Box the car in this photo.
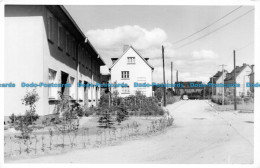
[183,95,189,100]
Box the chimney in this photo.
[111,58,118,64]
[251,65,254,72]
[123,45,130,53]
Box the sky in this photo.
[65,5,254,83]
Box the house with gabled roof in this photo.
[109,45,154,97]
[4,5,105,119]
[224,63,252,96]
[214,70,228,95]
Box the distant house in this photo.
[209,70,228,96]
[175,81,204,96]
[5,5,105,118]
[224,63,252,96]
[109,45,154,97]
[249,65,254,93]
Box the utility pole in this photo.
[171,62,173,87]
[211,76,215,98]
[176,70,178,82]
[162,46,166,107]
[203,85,205,99]
[176,70,179,95]
[219,64,227,105]
[234,50,237,110]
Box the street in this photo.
[8,100,254,164]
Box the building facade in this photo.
[5,5,105,117]
[109,46,154,97]
[214,70,228,96]
[224,63,252,97]
[175,81,204,96]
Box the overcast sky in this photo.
[65,5,254,83]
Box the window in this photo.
[121,71,129,79]
[72,39,76,59]
[47,12,54,42]
[70,77,76,99]
[66,32,71,55]
[127,57,135,64]
[122,86,130,94]
[48,69,57,98]
[137,87,146,95]
[78,80,84,101]
[58,23,64,49]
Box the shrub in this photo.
[98,109,114,128]
[116,103,128,124]
[14,89,40,139]
[166,96,180,105]
[244,97,254,104]
[84,107,96,117]
[212,95,243,105]
[9,113,16,124]
[97,90,166,118]
[51,93,80,142]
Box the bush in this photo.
[211,95,243,105]
[166,96,180,105]
[84,107,96,117]
[13,89,40,139]
[211,95,230,105]
[116,103,129,124]
[244,97,254,104]
[9,113,16,124]
[97,90,166,117]
[98,109,114,128]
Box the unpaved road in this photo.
[8,100,254,164]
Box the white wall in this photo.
[110,48,153,97]
[5,5,45,116]
[236,66,251,96]
[216,73,226,96]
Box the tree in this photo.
[116,102,128,124]
[14,89,40,139]
[98,110,114,128]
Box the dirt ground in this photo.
[6,100,254,164]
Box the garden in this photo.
[210,91,254,112]
[4,88,177,161]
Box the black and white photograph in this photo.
[0,0,259,166]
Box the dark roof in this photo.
[213,70,228,81]
[224,64,250,81]
[109,46,154,70]
[174,81,204,89]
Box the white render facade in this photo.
[215,72,226,96]
[224,64,252,97]
[235,66,252,96]
[109,46,154,97]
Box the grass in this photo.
[4,116,169,161]
[211,102,254,112]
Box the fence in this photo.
[4,116,174,160]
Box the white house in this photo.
[214,70,228,95]
[224,63,252,96]
[109,45,154,97]
[4,5,105,119]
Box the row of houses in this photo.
[208,63,254,97]
[4,5,107,117]
[174,81,204,95]
[4,5,154,119]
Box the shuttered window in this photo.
[47,12,54,42]
[58,23,63,49]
